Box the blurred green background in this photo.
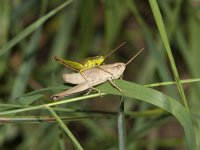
[0,0,200,149]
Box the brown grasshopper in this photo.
[51,48,144,100]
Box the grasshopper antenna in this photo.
[125,48,144,66]
[105,42,126,58]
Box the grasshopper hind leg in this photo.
[85,86,103,97]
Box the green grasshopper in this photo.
[54,42,126,73]
[51,48,144,100]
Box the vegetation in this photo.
[0,0,200,149]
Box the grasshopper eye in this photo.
[51,95,59,100]
[98,56,103,61]
[117,65,121,68]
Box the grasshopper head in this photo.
[95,56,105,66]
[103,62,126,79]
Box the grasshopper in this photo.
[51,48,144,100]
[54,42,126,76]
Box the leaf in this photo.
[97,80,197,150]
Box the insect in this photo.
[51,48,144,100]
[54,42,126,73]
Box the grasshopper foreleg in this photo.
[109,79,124,96]
[85,88,92,95]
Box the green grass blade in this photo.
[118,96,126,150]
[158,0,183,44]
[148,0,189,111]
[0,0,74,56]
[145,78,200,87]
[0,93,104,115]
[0,115,110,124]
[46,106,84,150]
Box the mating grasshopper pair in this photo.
[51,43,143,100]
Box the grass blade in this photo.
[145,78,200,87]
[46,106,84,150]
[118,96,126,150]
[148,0,189,110]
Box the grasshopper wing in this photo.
[63,73,85,84]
